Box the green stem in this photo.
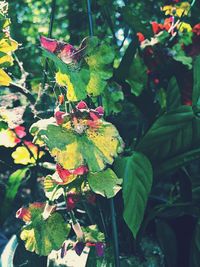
[42,0,56,89]
[110,198,120,267]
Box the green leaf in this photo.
[192,56,200,106]
[120,5,150,36]
[30,118,123,172]
[20,207,71,256]
[5,168,28,200]
[87,168,122,198]
[166,77,181,111]
[156,220,177,267]
[0,168,28,223]
[172,44,193,69]
[114,152,153,238]
[157,88,167,110]
[190,219,200,267]
[155,147,200,176]
[136,106,200,167]
[101,83,124,115]
[0,119,8,131]
[127,52,147,97]
[42,37,115,101]
[82,225,105,243]
[86,246,114,267]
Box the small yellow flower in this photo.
[162,2,190,17]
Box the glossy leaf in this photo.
[156,148,200,176]
[114,152,153,238]
[88,168,122,198]
[136,106,200,166]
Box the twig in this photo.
[9,82,35,104]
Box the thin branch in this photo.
[9,82,35,104]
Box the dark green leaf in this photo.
[192,56,200,106]
[114,152,153,238]
[156,148,200,176]
[101,83,124,115]
[0,119,8,131]
[120,5,150,36]
[172,44,193,69]
[0,168,28,223]
[136,106,200,167]
[86,246,114,267]
[156,219,177,267]
[127,52,147,97]
[190,219,200,267]
[166,77,181,111]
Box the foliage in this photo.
[1,0,200,266]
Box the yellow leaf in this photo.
[0,54,14,66]
[11,143,44,165]
[0,129,18,147]
[0,38,18,53]
[52,142,83,170]
[0,69,11,86]
[178,22,192,32]
[55,71,87,101]
[162,2,190,17]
